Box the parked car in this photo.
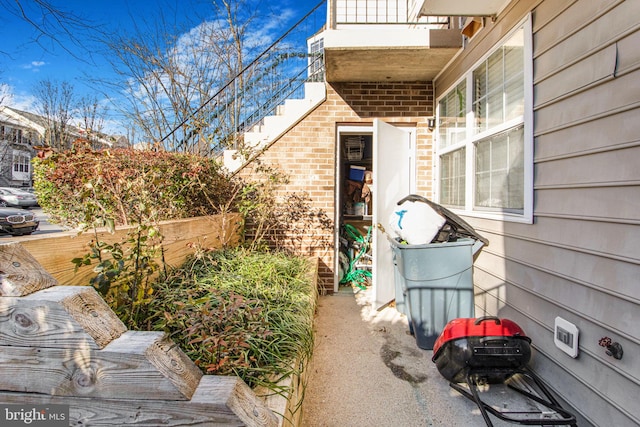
[0,187,39,208]
[0,207,39,235]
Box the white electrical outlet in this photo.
[554,317,579,358]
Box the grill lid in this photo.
[432,317,530,360]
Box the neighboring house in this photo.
[0,107,42,187]
[0,106,127,186]
[232,1,639,426]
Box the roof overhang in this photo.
[419,0,509,17]
[323,27,462,82]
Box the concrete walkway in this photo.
[299,286,576,427]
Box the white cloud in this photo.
[0,83,37,110]
[21,61,46,71]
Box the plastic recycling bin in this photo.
[389,236,484,350]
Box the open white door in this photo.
[372,119,414,309]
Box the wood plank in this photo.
[0,375,278,427]
[0,331,201,400]
[0,243,57,296]
[106,331,204,400]
[19,213,243,286]
[0,286,126,349]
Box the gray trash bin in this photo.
[388,194,488,350]
[390,237,483,349]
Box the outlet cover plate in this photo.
[554,316,579,358]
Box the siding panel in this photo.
[475,229,639,302]
[535,108,640,161]
[534,0,638,79]
[533,0,622,57]
[617,29,640,75]
[535,186,640,222]
[436,1,640,424]
[535,145,640,187]
[534,45,616,107]
[534,69,640,134]
[475,251,640,343]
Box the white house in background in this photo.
[0,107,41,187]
[0,106,127,187]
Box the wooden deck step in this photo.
[0,330,203,401]
[0,375,278,426]
[0,286,126,349]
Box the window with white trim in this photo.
[13,151,30,173]
[436,16,532,222]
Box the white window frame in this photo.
[12,150,31,180]
[435,14,533,224]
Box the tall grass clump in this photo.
[149,247,317,392]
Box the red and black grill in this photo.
[432,317,577,427]
[432,316,532,384]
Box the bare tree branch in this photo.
[0,0,100,61]
[32,78,77,150]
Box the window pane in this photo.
[474,125,524,212]
[437,21,529,219]
[505,72,524,120]
[487,90,504,129]
[472,65,486,133]
[473,28,524,134]
[440,148,466,207]
[438,80,466,149]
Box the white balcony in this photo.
[324,0,464,82]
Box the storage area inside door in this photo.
[338,133,373,289]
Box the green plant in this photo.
[149,248,316,392]
[72,221,164,330]
[34,146,243,329]
[32,147,241,228]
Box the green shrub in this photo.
[32,147,241,229]
[149,247,316,390]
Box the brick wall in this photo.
[237,81,435,294]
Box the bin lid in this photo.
[397,195,489,247]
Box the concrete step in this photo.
[224,82,326,172]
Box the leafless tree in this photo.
[78,95,109,149]
[0,0,96,60]
[32,79,76,150]
[94,0,281,155]
[0,74,7,107]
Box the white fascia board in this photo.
[324,27,431,50]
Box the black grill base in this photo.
[450,367,577,427]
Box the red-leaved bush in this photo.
[32,146,241,229]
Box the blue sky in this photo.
[0,0,325,134]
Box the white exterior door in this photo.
[372,119,414,309]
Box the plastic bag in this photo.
[388,200,446,245]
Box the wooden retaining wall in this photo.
[18,213,243,286]
[0,213,290,426]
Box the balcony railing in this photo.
[158,1,327,156]
[329,0,452,28]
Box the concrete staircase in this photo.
[223,82,326,172]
